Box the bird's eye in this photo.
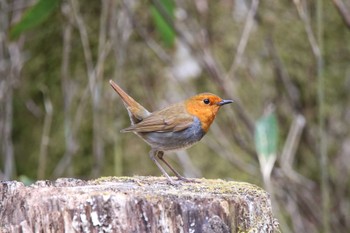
[203,98,210,105]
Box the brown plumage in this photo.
[109,80,233,183]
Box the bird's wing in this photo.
[121,103,194,133]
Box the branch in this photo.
[266,36,301,112]
[37,88,53,179]
[293,0,321,59]
[332,0,350,29]
[122,0,173,65]
[228,0,260,76]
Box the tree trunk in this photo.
[0,177,280,233]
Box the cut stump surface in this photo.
[0,176,280,233]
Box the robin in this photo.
[109,80,233,183]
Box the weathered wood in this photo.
[0,177,280,233]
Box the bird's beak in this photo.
[217,99,234,106]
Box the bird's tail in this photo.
[109,80,151,124]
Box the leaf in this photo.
[255,113,278,158]
[255,112,279,181]
[150,0,175,47]
[10,0,60,40]
[19,175,35,186]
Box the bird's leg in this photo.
[149,149,175,184]
[156,151,191,182]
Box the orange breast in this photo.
[185,101,219,132]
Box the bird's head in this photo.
[185,93,233,132]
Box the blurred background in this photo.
[1,0,350,232]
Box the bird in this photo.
[109,80,233,183]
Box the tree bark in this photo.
[0,177,280,233]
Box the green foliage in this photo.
[18,175,35,186]
[255,111,279,181]
[255,112,278,158]
[150,0,175,47]
[10,0,60,40]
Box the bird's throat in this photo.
[185,103,218,132]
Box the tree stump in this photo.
[0,176,280,233]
